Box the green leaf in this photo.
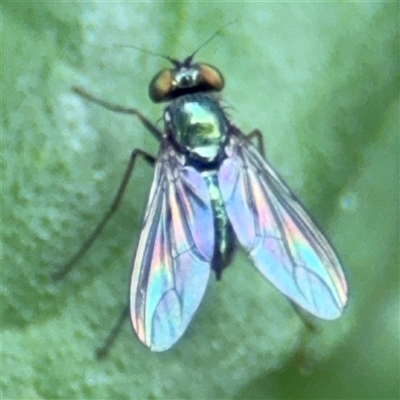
[2,2,398,399]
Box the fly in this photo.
[53,24,348,356]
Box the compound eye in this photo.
[149,68,174,103]
[198,63,224,91]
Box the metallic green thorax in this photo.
[165,94,227,163]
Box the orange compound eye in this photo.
[198,63,224,91]
[149,63,225,103]
[149,69,174,103]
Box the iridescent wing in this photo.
[219,130,348,319]
[130,145,214,351]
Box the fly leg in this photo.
[52,87,160,358]
[53,149,152,359]
[52,86,161,280]
[52,148,156,281]
[95,304,129,360]
[246,129,265,158]
[289,300,319,375]
[72,86,163,141]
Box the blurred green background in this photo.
[2,2,399,399]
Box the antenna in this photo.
[184,18,239,65]
[113,18,238,67]
[112,44,180,67]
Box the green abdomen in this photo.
[202,170,235,279]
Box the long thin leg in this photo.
[289,300,319,375]
[95,304,129,360]
[52,149,156,281]
[289,300,318,334]
[246,129,265,158]
[72,86,164,142]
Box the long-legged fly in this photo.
[53,24,347,356]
